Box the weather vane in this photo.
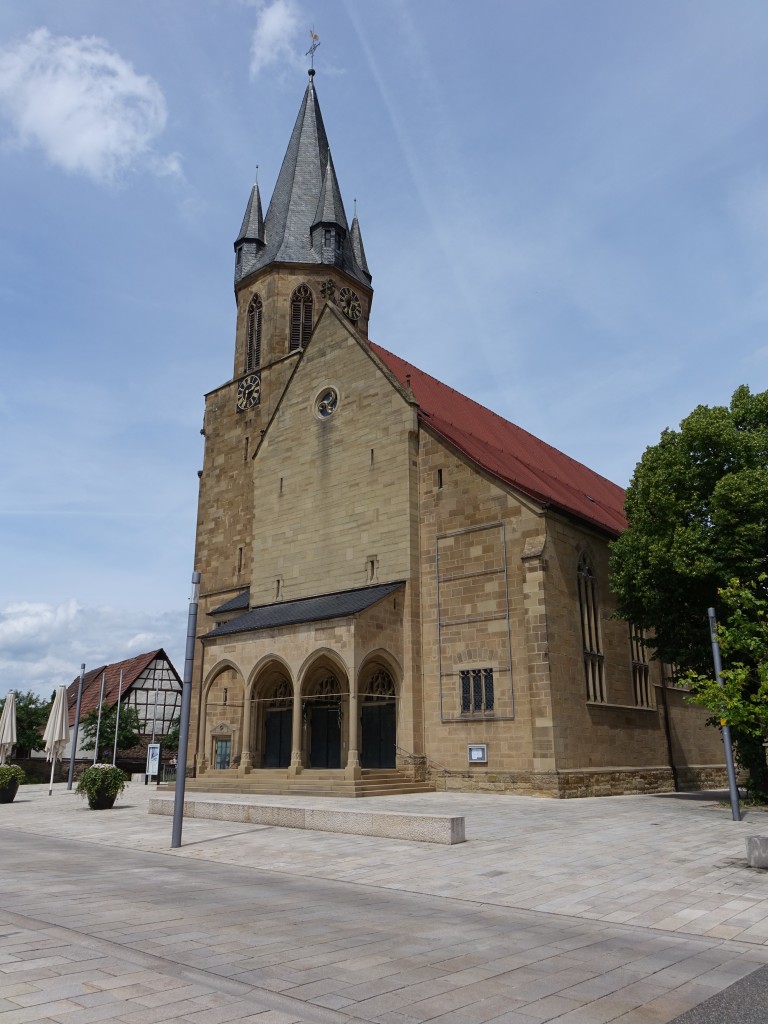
[306,27,320,70]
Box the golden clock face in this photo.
[338,286,361,322]
[236,373,261,411]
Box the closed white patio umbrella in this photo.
[43,686,70,796]
[0,691,16,765]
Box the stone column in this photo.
[239,693,252,775]
[345,670,361,780]
[288,688,303,775]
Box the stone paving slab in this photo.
[3,824,768,1024]
[4,784,768,945]
[3,783,768,1022]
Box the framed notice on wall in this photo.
[468,744,488,764]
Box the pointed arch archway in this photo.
[200,661,246,771]
[299,651,350,769]
[358,653,400,769]
[249,659,295,768]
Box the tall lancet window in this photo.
[290,285,313,351]
[577,553,606,703]
[246,294,263,371]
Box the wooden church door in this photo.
[264,709,291,768]
[361,702,396,769]
[309,706,341,768]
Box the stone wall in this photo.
[247,305,417,607]
[417,430,548,774]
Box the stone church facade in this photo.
[187,72,725,798]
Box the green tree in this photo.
[162,715,181,753]
[0,690,52,757]
[79,704,143,758]
[610,386,768,790]
[686,577,768,800]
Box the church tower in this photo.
[193,70,373,672]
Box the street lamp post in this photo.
[171,571,201,849]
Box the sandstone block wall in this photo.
[248,306,417,607]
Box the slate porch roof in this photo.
[203,581,404,640]
[209,590,250,615]
[369,342,627,537]
[65,649,180,727]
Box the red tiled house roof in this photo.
[66,649,166,726]
[369,342,627,537]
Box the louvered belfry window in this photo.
[290,285,313,351]
[577,554,606,703]
[246,294,262,371]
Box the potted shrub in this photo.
[0,763,25,803]
[76,763,127,810]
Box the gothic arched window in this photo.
[246,294,262,371]
[290,285,313,351]
[577,554,605,703]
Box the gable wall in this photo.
[249,310,419,607]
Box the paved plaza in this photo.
[1,783,768,1023]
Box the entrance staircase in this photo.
[173,768,435,798]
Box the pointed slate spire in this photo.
[234,71,371,287]
[234,180,265,280]
[313,151,348,232]
[311,151,349,265]
[350,212,371,282]
[237,180,264,245]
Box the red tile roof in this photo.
[369,342,627,536]
[66,649,168,726]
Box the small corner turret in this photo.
[310,151,348,267]
[234,180,265,282]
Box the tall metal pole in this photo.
[112,670,123,766]
[708,607,741,821]
[93,671,106,763]
[67,664,86,790]
[171,571,201,849]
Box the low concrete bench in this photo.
[747,836,768,869]
[149,796,465,845]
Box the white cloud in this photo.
[249,0,305,78]
[0,27,177,183]
[0,600,185,698]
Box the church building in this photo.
[187,70,725,798]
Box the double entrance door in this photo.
[263,709,291,768]
[309,704,341,768]
[361,702,396,769]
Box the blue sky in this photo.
[1,1,767,698]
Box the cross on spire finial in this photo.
[306,27,320,73]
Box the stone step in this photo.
[172,771,435,799]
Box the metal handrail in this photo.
[396,744,450,775]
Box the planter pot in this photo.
[0,780,19,804]
[87,791,117,810]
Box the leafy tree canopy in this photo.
[610,385,768,672]
[162,715,181,753]
[79,704,143,756]
[0,690,52,757]
[687,575,768,799]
